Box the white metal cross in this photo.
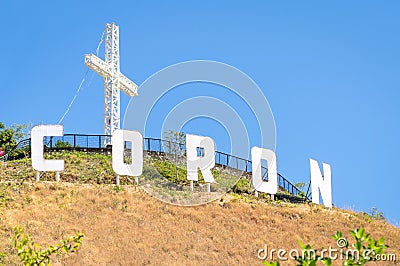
[84,23,138,145]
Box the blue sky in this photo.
[1,1,399,224]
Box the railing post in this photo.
[74,135,76,149]
[99,136,101,148]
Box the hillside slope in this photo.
[0,154,399,265]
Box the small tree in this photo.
[163,130,186,180]
[295,182,307,198]
[0,122,30,154]
[295,182,306,190]
[0,122,30,159]
[0,122,17,153]
[164,130,185,156]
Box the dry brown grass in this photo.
[0,181,399,265]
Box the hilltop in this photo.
[0,153,399,265]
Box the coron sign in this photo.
[30,124,333,208]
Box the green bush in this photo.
[12,226,84,266]
[232,178,251,194]
[151,158,188,184]
[54,140,73,149]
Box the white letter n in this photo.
[310,159,332,208]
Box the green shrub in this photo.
[12,226,84,265]
[54,140,72,149]
[232,178,251,194]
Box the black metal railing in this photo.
[44,134,110,150]
[1,134,308,200]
